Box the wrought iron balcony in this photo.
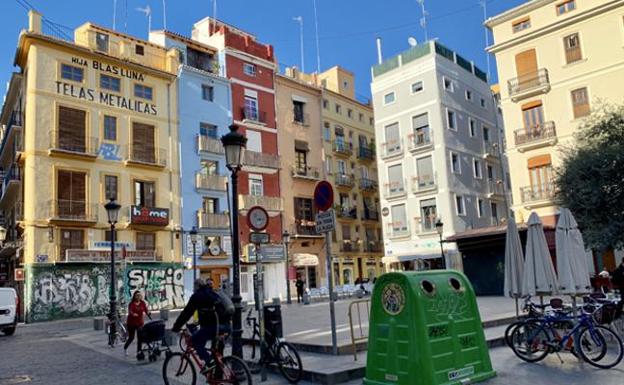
[243,150,280,170]
[49,199,98,223]
[197,135,224,155]
[335,174,354,188]
[359,178,378,192]
[336,206,357,220]
[364,240,383,253]
[483,142,500,159]
[357,146,375,161]
[198,211,230,230]
[361,209,379,221]
[49,130,99,158]
[520,183,555,204]
[0,163,21,207]
[340,240,360,253]
[195,173,227,192]
[295,221,321,237]
[408,133,433,153]
[487,180,505,198]
[333,141,353,156]
[514,121,557,150]
[507,68,550,101]
[126,145,167,167]
[291,165,321,180]
[241,107,267,124]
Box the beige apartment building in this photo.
[487,0,624,233]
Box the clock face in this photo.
[248,206,269,231]
[381,283,405,316]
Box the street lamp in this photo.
[221,123,247,358]
[104,198,121,344]
[282,230,291,304]
[190,226,198,283]
[435,219,446,269]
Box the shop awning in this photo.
[293,253,319,267]
[381,252,445,264]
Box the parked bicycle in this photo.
[106,309,128,347]
[163,324,252,385]
[245,308,302,383]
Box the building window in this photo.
[556,0,576,15]
[411,81,423,94]
[528,155,553,194]
[60,229,84,258]
[473,159,482,179]
[443,77,453,91]
[512,17,531,33]
[420,198,437,231]
[96,32,109,52]
[323,122,331,141]
[103,115,117,141]
[387,164,405,195]
[243,62,256,76]
[134,180,156,207]
[323,99,329,109]
[294,198,315,222]
[200,122,218,139]
[487,164,495,180]
[200,160,218,176]
[135,44,145,55]
[491,202,499,221]
[136,232,156,251]
[104,175,118,200]
[335,104,342,114]
[563,33,582,64]
[483,126,490,142]
[390,204,408,233]
[477,198,485,218]
[134,84,153,100]
[57,170,86,217]
[347,109,353,118]
[100,74,121,92]
[202,85,214,101]
[61,64,84,82]
[455,195,466,216]
[132,122,156,163]
[370,117,374,126]
[469,118,476,137]
[571,87,590,118]
[465,90,472,101]
[412,113,430,145]
[480,98,486,108]
[244,95,259,121]
[293,100,305,123]
[447,109,457,130]
[384,122,401,154]
[295,149,307,174]
[383,92,395,105]
[202,197,218,214]
[325,156,333,174]
[450,152,461,174]
[249,176,263,196]
[58,106,86,152]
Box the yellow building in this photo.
[0,11,183,321]
[486,0,624,234]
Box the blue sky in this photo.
[0,0,525,101]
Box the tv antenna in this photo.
[293,16,305,73]
[136,5,152,35]
[416,0,429,41]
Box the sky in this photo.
[0,0,526,102]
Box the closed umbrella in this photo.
[556,210,577,295]
[557,208,591,294]
[504,218,524,315]
[522,212,558,298]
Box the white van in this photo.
[0,288,18,335]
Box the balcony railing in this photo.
[408,133,433,152]
[359,178,378,191]
[293,112,310,126]
[357,147,375,161]
[387,222,410,238]
[195,173,227,191]
[292,165,321,180]
[412,174,437,194]
[364,241,383,253]
[415,216,439,234]
[340,240,360,253]
[198,211,230,230]
[336,206,357,219]
[240,195,284,211]
[243,150,280,169]
[487,180,505,197]
[483,142,500,158]
[507,68,550,100]
[295,221,321,236]
[381,139,403,158]
[333,141,353,156]
[520,183,555,203]
[362,209,379,221]
[241,107,267,124]
[385,180,407,199]
[514,121,557,146]
[49,199,98,222]
[197,135,224,155]
[49,130,99,157]
[335,174,354,188]
[126,145,167,167]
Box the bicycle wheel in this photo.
[509,320,550,362]
[504,321,524,347]
[163,352,197,385]
[277,342,303,383]
[221,356,252,385]
[576,325,624,369]
[179,334,189,352]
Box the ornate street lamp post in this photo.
[282,230,291,304]
[221,124,247,358]
[435,219,446,269]
[104,198,121,342]
[190,226,198,283]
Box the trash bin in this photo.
[160,308,170,321]
[363,271,496,385]
[303,293,310,305]
[263,305,283,346]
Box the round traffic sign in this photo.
[314,181,334,211]
[247,206,269,231]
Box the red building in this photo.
[193,18,285,301]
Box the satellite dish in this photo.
[408,37,418,47]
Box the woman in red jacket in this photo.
[124,291,150,358]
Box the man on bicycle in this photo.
[172,278,225,372]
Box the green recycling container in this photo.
[363,270,496,385]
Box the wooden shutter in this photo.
[58,106,86,152]
[57,170,85,217]
[571,88,590,118]
[515,49,538,79]
[60,229,84,259]
[132,123,155,163]
[137,232,156,250]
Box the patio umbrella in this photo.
[556,208,591,294]
[504,218,524,315]
[522,212,558,298]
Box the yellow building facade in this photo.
[487,0,624,230]
[2,11,183,321]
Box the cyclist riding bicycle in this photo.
[171,278,231,373]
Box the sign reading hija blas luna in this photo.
[55,56,157,115]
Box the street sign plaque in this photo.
[315,209,336,233]
[314,181,334,211]
[249,232,270,245]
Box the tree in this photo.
[555,102,624,251]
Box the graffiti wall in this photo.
[26,263,184,322]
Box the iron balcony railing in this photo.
[243,150,280,169]
[295,221,320,236]
[364,241,383,253]
[49,199,98,222]
[49,130,99,157]
[340,240,360,253]
[335,174,354,188]
[359,178,378,191]
[357,147,375,160]
[336,206,357,219]
[408,132,433,152]
[197,135,224,155]
[241,107,267,124]
[195,173,227,192]
[507,68,550,97]
[126,145,167,167]
[292,165,321,180]
[520,183,555,203]
[381,139,403,158]
[333,141,353,156]
[487,180,505,196]
[198,211,230,230]
[240,195,284,211]
[514,121,557,146]
[362,209,379,221]
[483,142,500,158]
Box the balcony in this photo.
[239,195,284,212]
[0,164,21,208]
[243,150,280,170]
[357,147,375,161]
[48,199,98,223]
[507,68,551,101]
[411,174,437,195]
[340,240,360,253]
[65,248,163,263]
[336,206,357,220]
[361,209,379,222]
[198,211,230,230]
[48,130,99,159]
[195,173,227,192]
[483,142,500,160]
[197,135,224,155]
[385,180,407,199]
[414,217,439,235]
[241,107,267,125]
[520,183,555,207]
[381,139,403,159]
[514,121,557,152]
[293,112,310,126]
[487,180,505,199]
[0,111,24,164]
[408,133,433,153]
[364,240,383,253]
[335,174,354,189]
[291,165,321,181]
[333,141,353,157]
[359,178,378,192]
[386,223,410,239]
[294,220,322,237]
[125,145,167,168]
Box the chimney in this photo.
[28,10,42,33]
[376,37,383,64]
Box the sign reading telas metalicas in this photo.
[130,206,169,226]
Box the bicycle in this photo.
[504,297,573,348]
[509,302,624,369]
[245,308,302,383]
[163,324,252,385]
[106,309,128,347]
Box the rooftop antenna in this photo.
[293,16,305,73]
[136,5,152,35]
[479,0,491,80]
[112,0,117,30]
[408,36,418,47]
[212,0,217,35]
[416,0,429,42]
[162,0,167,30]
[376,37,383,64]
[124,0,128,32]
[312,0,321,73]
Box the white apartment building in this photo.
[371,40,508,271]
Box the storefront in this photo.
[292,253,319,289]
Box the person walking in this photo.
[295,276,305,304]
[124,291,150,359]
